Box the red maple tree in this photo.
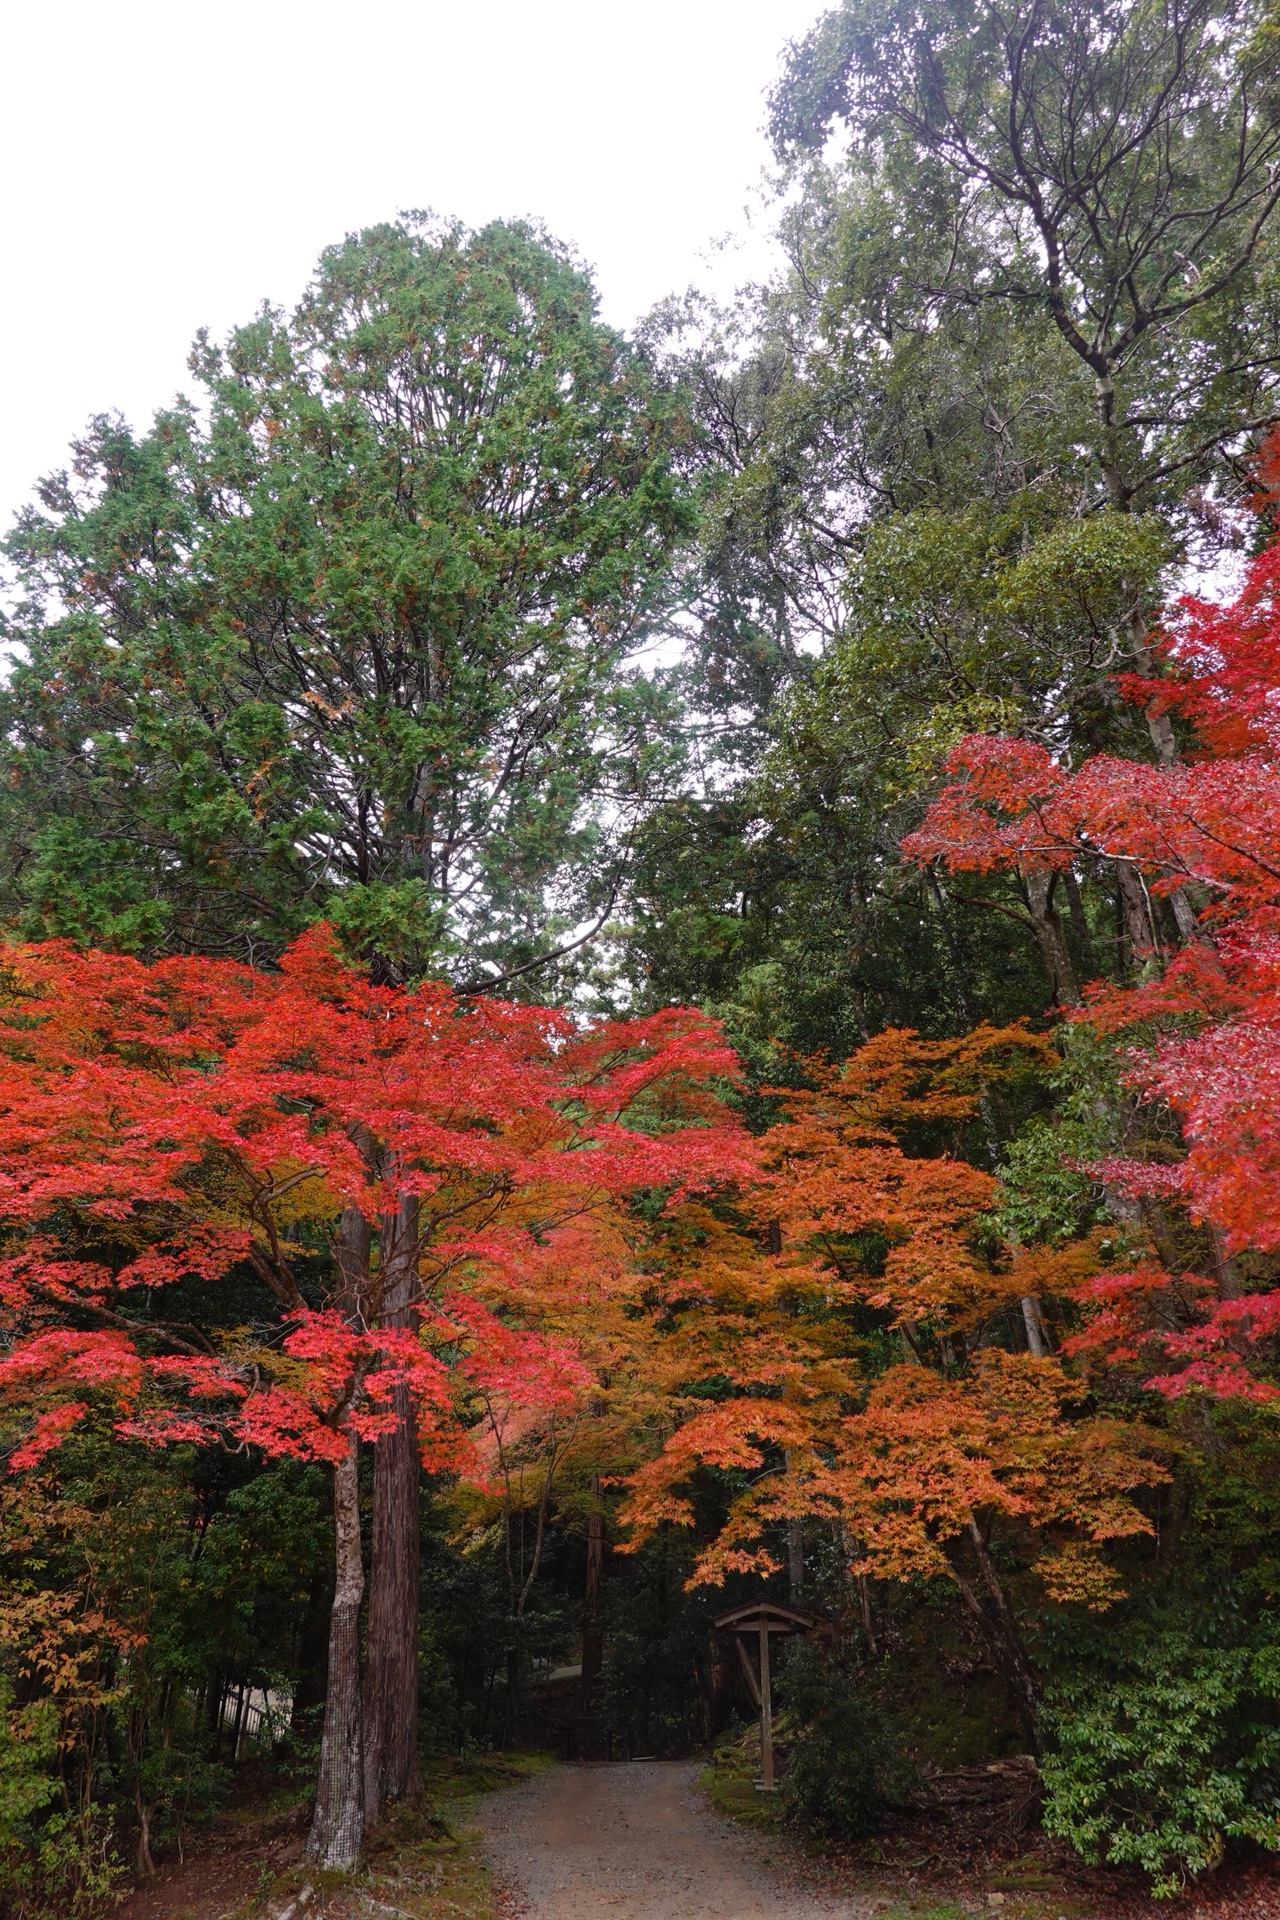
[0,927,751,1863]
[905,509,1280,1406]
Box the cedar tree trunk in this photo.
[306,1434,366,1869]
[363,1196,423,1826]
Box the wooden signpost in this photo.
[712,1600,817,1791]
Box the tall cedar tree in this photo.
[0,216,692,985]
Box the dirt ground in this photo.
[478,1759,873,1919]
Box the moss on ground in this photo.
[700,1753,788,1833]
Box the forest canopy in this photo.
[3,0,1280,1912]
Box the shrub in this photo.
[1042,1615,1280,1897]
[0,1678,121,1920]
[779,1639,912,1840]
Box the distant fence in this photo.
[215,1684,292,1758]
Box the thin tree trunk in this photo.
[899,1318,926,1363]
[1116,859,1158,958]
[1021,1296,1048,1357]
[516,1428,558,1617]
[857,1575,877,1657]
[205,1671,223,1753]
[787,1519,805,1604]
[364,1196,423,1827]
[1126,613,1202,941]
[1133,733,1200,942]
[1097,381,1200,946]
[1139,673,1181,768]
[307,1435,366,1870]
[134,1783,156,1879]
[580,1480,605,1719]
[783,1445,804,1602]
[230,1684,246,1758]
[944,1518,1042,1756]
[1208,1224,1242,1302]
[841,1524,878,1656]
[1062,868,1094,977]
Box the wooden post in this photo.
[758,1616,774,1791]
[734,1636,762,1707]
[714,1599,817,1794]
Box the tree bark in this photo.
[1127,621,1203,942]
[841,1524,878,1656]
[306,1435,366,1869]
[1021,1296,1048,1357]
[1208,1224,1242,1302]
[134,1783,156,1879]
[857,1574,877,1656]
[787,1519,805,1604]
[363,1196,423,1827]
[783,1445,804,1602]
[1062,868,1094,977]
[1020,865,1079,1007]
[1116,859,1157,958]
[334,1205,372,1311]
[204,1671,224,1752]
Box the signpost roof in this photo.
[712,1600,818,1634]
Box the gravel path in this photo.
[478,1760,872,1919]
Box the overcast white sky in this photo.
[0,0,827,530]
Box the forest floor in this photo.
[699,1741,1280,1920]
[112,1749,1280,1920]
[113,1751,548,1920]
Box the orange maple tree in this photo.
[617,1023,1163,1747]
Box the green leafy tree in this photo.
[757,500,1176,1021]
[630,0,1280,1040]
[770,0,1280,518]
[779,1639,912,1840]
